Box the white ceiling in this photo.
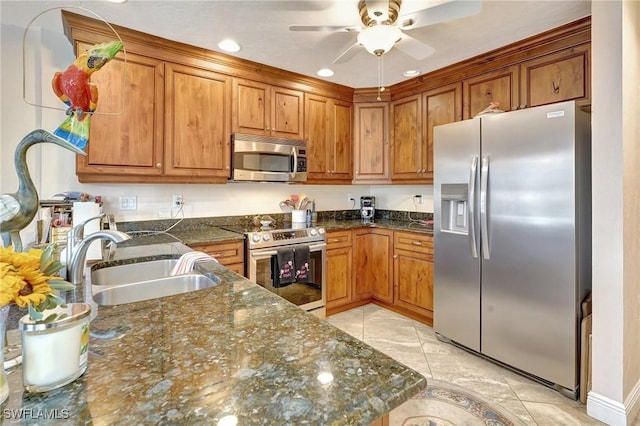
[2,0,591,89]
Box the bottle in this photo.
[306,209,312,226]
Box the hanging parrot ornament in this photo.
[51,40,123,150]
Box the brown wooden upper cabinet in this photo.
[353,102,390,183]
[520,44,591,110]
[390,94,422,181]
[164,63,231,179]
[390,83,461,183]
[74,44,232,183]
[463,66,519,119]
[76,45,165,180]
[305,94,353,183]
[232,78,304,139]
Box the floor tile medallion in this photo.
[390,379,526,426]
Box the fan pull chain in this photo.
[377,54,385,101]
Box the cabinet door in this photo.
[423,82,462,181]
[353,102,389,183]
[463,66,519,119]
[271,86,304,139]
[326,247,353,309]
[306,95,353,182]
[520,44,590,109]
[353,229,393,303]
[393,232,434,317]
[164,63,231,178]
[305,94,330,180]
[76,46,164,178]
[331,99,353,180]
[232,78,270,136]
[390,94,422,181]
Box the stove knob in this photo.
[309,228,318,236]
[262,234,271,241]
[318,228,325,235]
[251,234,261,243]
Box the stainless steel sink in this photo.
[92,273,218,306]
[91,259,179,286]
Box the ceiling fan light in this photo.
[357,25,402,56]
[403,69,420,77]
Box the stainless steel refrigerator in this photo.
[433,100,591,398]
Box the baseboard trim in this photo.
[587,379,640,425]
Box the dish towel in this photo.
[169,251,218,276]
[276,248,294,286]
[294,245,310,283]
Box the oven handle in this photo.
[250,242,327,259]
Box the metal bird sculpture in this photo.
[0,129,86,252]
[51,40,123,150]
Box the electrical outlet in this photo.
[172,194,183,208]
[119,196,137,211]
[347,193,355,202]
[413,195,423,205]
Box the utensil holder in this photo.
[291,210,306,223]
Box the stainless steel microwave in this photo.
[230,133,307,183]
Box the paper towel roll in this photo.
[72,202,102,261]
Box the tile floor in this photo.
[326,303,638,426]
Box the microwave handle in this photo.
[291,147,298,178]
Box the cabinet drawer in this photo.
[326,230,352,249]
[394,232,433,257]
[189,240,244,266]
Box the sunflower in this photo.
[0,244,73,320]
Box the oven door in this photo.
[248,242,326,315]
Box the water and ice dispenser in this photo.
[439,184,469,234]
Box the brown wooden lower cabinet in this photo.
[369,413,389,426]
[326,228,434,325]
[187,240,245,276]
[393,231,434,324]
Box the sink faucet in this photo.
[66,214,105,275]
[69,230,131,285]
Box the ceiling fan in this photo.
[289,0,482,64]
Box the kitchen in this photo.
[0,1,639,425]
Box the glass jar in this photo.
[0,305,9,404]
[19,303,91,393]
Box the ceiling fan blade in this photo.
[332,38,363,64]
[398,0,482,30]
[395,33,435,60]
[289,25,361,32]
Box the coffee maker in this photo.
[360,196,375,223]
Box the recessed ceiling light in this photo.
[317,68,334,78]
[403,70,421,77]
[218,39,241,53]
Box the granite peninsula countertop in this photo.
[3,236,427,425]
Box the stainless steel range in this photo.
[243,225,326,318]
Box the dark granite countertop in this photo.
[317,219,433,235]
[3,236,427,425]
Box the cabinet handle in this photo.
[393,254,398,259]
[328,238,340,243]
[156,163,162,168]
[411,241,423,246]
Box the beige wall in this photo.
[589,0,640,424]
[621,0,640,402]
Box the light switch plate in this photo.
[119,196,137,211]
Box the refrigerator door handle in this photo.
[469,156,479,258]
[480,155,490,259]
